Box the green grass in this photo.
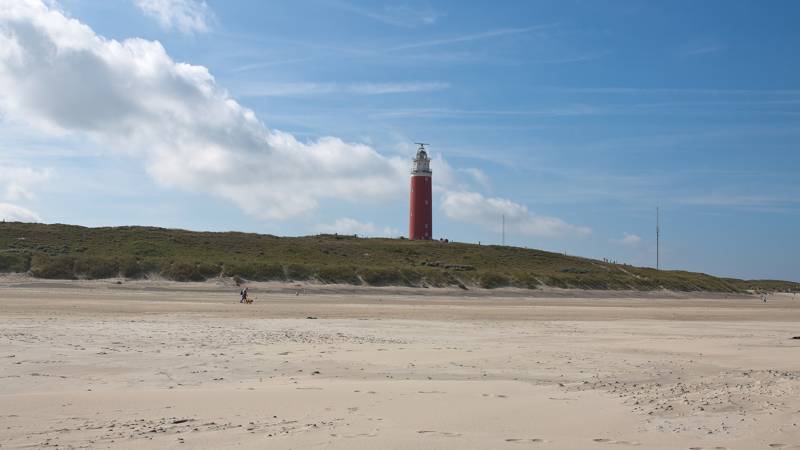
[1,221,798,293]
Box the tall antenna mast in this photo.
[502,214,505,246]
[656,207,660,270]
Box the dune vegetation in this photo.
[1,222,797,293]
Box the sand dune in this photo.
[1,276,799,449]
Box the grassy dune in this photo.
[1,222,797,292]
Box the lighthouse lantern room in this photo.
[409,143,433,240]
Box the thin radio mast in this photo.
[502,214,505,246]
[656,207,660,270]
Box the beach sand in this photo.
[1,276,799,449]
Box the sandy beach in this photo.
[1,276,799,449]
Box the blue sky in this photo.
[0,0,798,281]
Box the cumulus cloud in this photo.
[133,0,213,34]
[612,233,642,246]
[0,0,407,219]
[315,217,399,237]
[0,202,41,222]
[440,191,591,237]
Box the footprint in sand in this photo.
[769,445,787,449]
[418,430,461,437]
[505,438,547,444]
[593,438,640,446]
[343,432,378,438]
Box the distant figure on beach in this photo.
[240,287,248,303]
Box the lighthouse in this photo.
[409,143,432,240]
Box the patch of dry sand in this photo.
[1,278,799,449]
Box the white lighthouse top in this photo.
[411,143,432,176]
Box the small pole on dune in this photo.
[656,206,660,270]
[502,214,505,246]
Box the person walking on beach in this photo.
[240,287,248,303]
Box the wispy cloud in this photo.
[682,40,726,56]
[238,81,450,97]
[558,87,800,96]
[326,0,441,27]
[676,194,800,209]
[370,104,605,119]
[217,23,558,67]
[528,50,610,64]
[388,24,556,51]
[349,82,450,95]
[459,168,491,190]
[133,0,214,34]
[229,57,313,73]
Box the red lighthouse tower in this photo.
[409,143,432,240]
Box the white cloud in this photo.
[0,202,41,222]
[133,0,212,34]
[315,217,399,237]
[612,233,642,247]
[0,0,408,220]
[0,166,52,200]
[440,190,591,238]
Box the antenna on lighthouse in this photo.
[415,142,430,151]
